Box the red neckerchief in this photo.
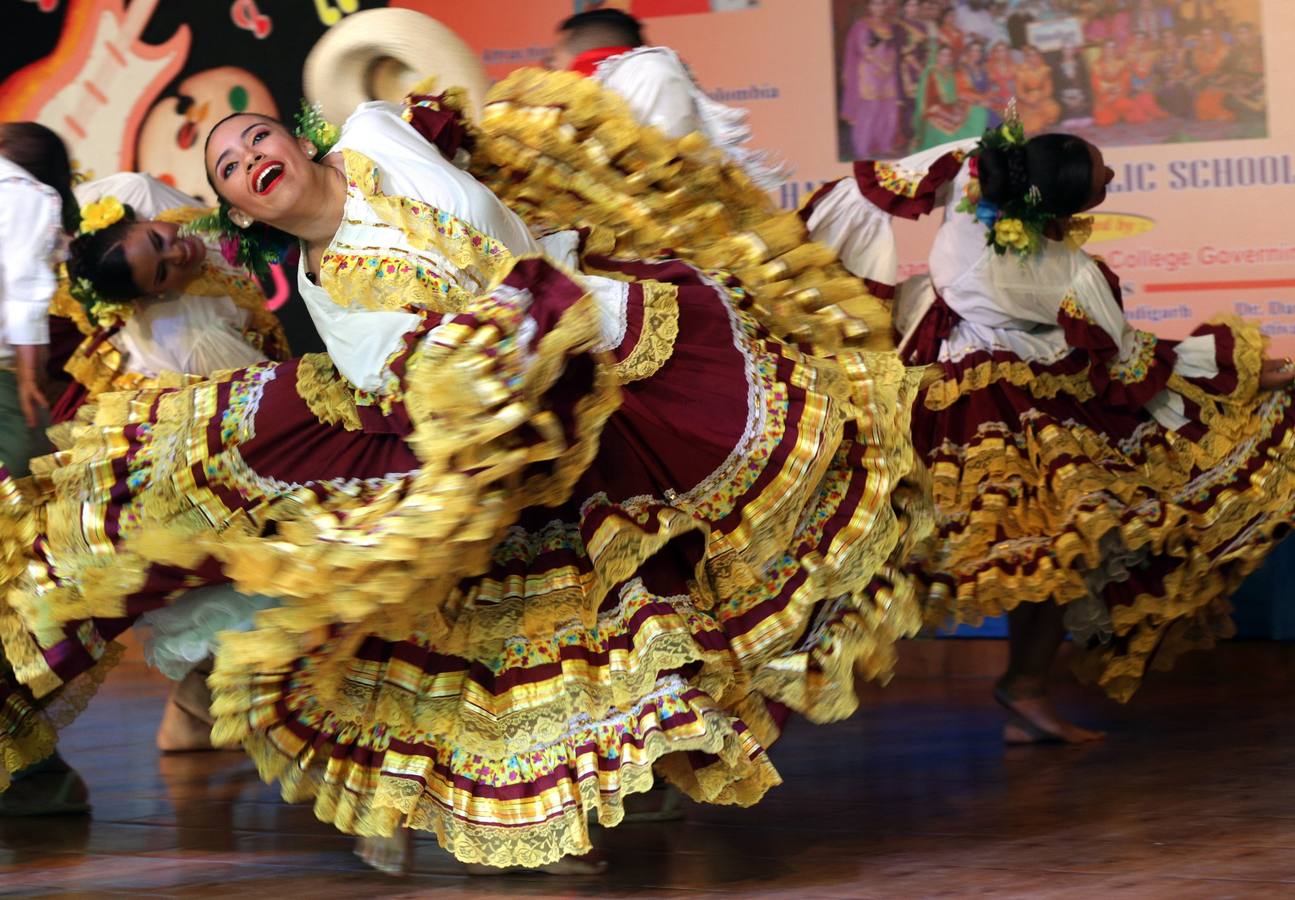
[570,46,635,77]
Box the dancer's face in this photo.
[205,114,316,229]
[118,221,206,296]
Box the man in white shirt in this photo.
[551,8,785,188]
[0,121,91,818]
[0,124,67,478]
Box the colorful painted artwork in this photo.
[0,0,387,203]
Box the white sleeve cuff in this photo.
[1170,333,1221,380]
[5,300,51,345]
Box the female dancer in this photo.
[0,75,926,871]
[806,115,1295,741]
[58,172,287,417]
[55,172,289,753]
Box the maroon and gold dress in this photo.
[806,140,1295,703]
[0,75,927,865]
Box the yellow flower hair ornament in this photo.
[79,195,131,235]
[69,196,139,319]
[955,99,1061,261]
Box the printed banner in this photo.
[3,0,1293,348]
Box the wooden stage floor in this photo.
[2,650,1293,898]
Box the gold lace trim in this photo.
[48,278,95,337]
[294,353,363,431]
[219,685,780,867]
[924,358,1098,411]
[613,281,679,383]
[315,149,515,315]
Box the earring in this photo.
[229,211,252,229]
[305,142,317,157]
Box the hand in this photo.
[1259,356,1295,392]
[14,344,49,428]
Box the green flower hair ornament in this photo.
[296,100,340,159]
[178,207,293,280]
[955,99,1058,261]
[178,100,338,279]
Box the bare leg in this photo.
[996,601,1104,745]
[156,661,218,753]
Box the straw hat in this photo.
[303,9,489,125]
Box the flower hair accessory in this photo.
[69,195,137,318]
[296,100,340,159]
[79,195,130,235]
[180,207,295,281]
[956,99,1060,260]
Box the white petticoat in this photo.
[136,586,280,681]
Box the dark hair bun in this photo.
[66,217,140,304]
[977,133,1096,218]
[977,144,1029,207]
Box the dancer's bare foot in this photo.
[157,666,220,753]
[995,679,1105,745]
[156,698,215,752]
[0,753,90,816]
[355,829,412,876]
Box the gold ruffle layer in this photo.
[919,321,1295,700]
[471,69,895,357]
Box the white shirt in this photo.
[0,156,62,366]
[299,102,633,395]
[593,47,786,189]
[299,102,541,393]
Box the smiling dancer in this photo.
[0,65,926,874]
[57,172,287,418]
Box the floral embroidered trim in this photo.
[1059,293,1093,324]
[873,160,928,199]
[1109,331,1158,385]
[320,249,471,313]
[336,148,515,301]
